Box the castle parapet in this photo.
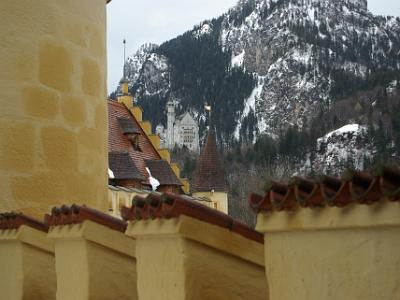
[251,167,400,300]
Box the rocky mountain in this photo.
[123,0,399,140]
[117,0,400,177]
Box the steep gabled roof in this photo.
[145,160,183,186]
[109,151,145,181]
[117,117,141,135]
[108,100,181,187]
[192,130,226,192]
[176,112,197,125]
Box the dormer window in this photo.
[127,133,141,151]
[117,117,142,151]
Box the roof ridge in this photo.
[0,212,48,232]
[44,205,127,233]
[250,166,400,213]
[122,192,263,243]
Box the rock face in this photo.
[301,124,375,174]
[122,0,400,146]
[221,0,400,136]
[125,43,170,98]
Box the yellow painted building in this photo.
[0,0,109,217]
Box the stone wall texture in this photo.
[0,0,108,216]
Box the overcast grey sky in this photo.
[107,0,400,92]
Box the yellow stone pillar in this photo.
[48,221,137,300]
[256,200,400,300]
[0,0,109,216]
[0,225,56,300]
[126,216,268,300]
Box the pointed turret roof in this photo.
[192,130,226,193]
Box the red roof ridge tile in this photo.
[44,205,127,233]
[0,212,48,233]
[249,165,400,213]
[122,192,263,243]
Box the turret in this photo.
[192,110,228,213]
[0,0,111,217]
[166,96,176,149]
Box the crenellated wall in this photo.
[0,0,109,217]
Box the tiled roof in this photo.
[117,117,141,135]
[121,192,263,243]
[109,151,145,180]
[249,166,400,213]
[192,130,226,192]
[0,213,48,232]
[108,100,181,187]
[44,205,127,233]
[145,160,183,186]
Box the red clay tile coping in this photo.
[249,165,400,213]
[44,205,127,233]
[0,213,48,233]
[121,192,264,244]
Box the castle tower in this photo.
[166,96,175,149]
[0,0,111,217]
[192,128,228,213]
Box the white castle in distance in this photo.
[156,96,200,153]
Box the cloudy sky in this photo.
[107,0,400,92]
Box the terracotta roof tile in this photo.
[109,151,145,180]
[108,100,181,187]
[122,192,263,243]
[250,165,400,213]
[192,130,226,192]
[145,160,183,186]
[117,117,141,135]
[44,205,127,233]
[0,213,48,232]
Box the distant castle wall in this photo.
[157,100,200,153]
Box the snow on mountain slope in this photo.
[122,0,400,140]
[220,0,400,136]
[125,43,171,97]
[301,124,375,174]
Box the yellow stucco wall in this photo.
[264,227,400,300]
[0,226,56,300]
[193,191,228,214]
[108,186,151,217]
[0,0,108,217]
[49,221,137,300]
[257,200,400,300]
[127,216,268,300]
